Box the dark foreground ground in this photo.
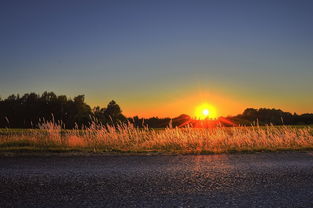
[1,153,313,207]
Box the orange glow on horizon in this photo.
[87,90,246,118]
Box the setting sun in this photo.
[202,109,209,116]
[195,103,218,120]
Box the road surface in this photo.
[1,152,313,207]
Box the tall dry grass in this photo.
[0,121,313,153]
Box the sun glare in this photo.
[202,109,209,116]
[195,103,218,120]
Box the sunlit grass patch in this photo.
[0,122,313,154]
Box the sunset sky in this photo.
[0,0,312,118]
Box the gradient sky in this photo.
[1,0,313,117]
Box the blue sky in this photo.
[0,0,312,117]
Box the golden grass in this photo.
[0,122,313,154]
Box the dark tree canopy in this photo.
[93,100,127,125]
[0,92,126,128]
[230,108,312,125]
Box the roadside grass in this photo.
[0,123,313,154]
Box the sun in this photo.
[202,109,209,116]
[195,103,218,120]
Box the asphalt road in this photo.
[1,153,313,208]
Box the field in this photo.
[1,122,313,154]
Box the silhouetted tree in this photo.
[91,100,129,126]
[231,108,306,125]
[0,92,93,128]
[242,108,258,121]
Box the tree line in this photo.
[0,92,312,128]
[0,92,126,128]
[229,108,313,126]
